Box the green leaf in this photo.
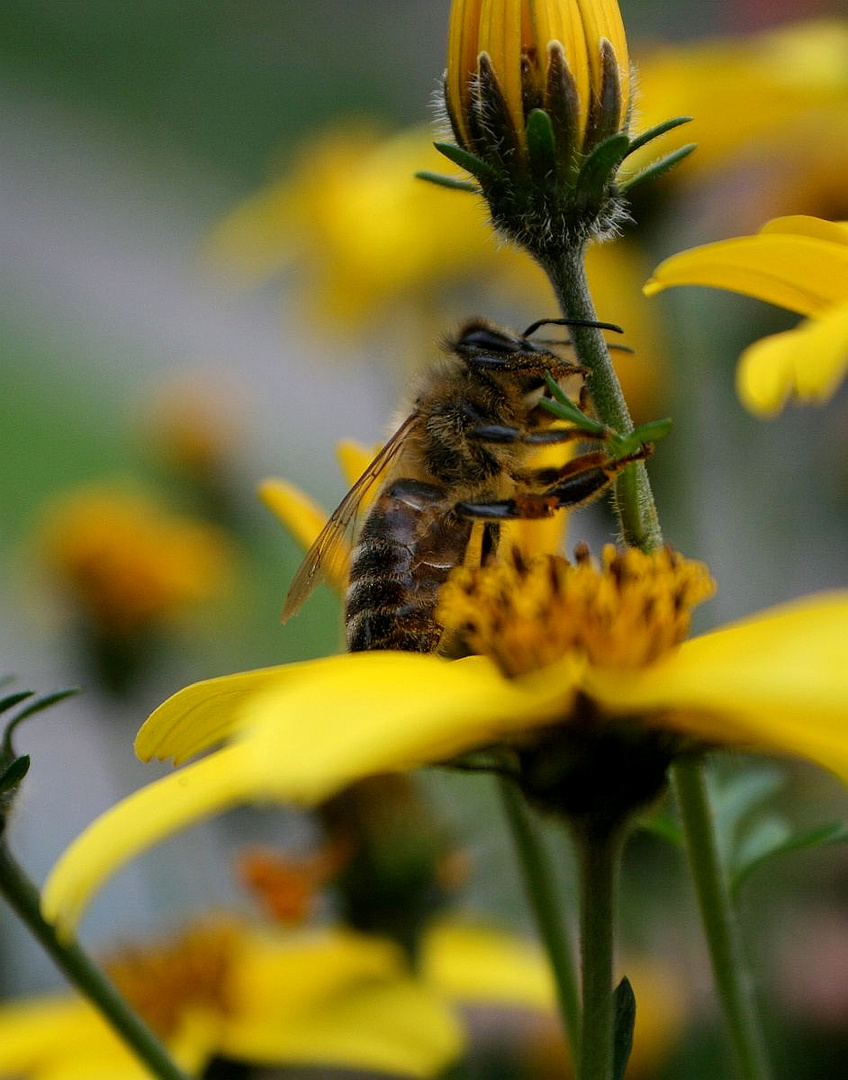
[619,144,697,195]
[0,691,34,716]
[2,688,80,756]
[0,755,30,796]
[415,170,479,193]
[732,822,848,900]
[711,765,786,862]
[525,108,557,181]
[625,115,693,157]
[433,142,498,184]
[639,808,683,846]
[611,417,673,458]
[575,133,630,205]
[540,372,608,436]
[612,976,636,1080]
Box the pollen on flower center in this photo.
[104,921,238,1038]
[437,543,715,679]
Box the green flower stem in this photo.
[0,842,193,1080]
[542,241,771,1079]
[572,818,624,1080]
[543,246,662,553]
[498,777,582,1057]
[672,759,773,1080]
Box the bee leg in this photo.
[468,424,589,446]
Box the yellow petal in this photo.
[136,664,309,764]
[446,0,485,146]
[335,438,378,489]
[0,996,102,1074]
[736,301,848,414]
[257,477,350,593]
[42,743,266,938]
[238,651,576,806]
[581,592,848,779]
[761,214,848,245]
[423,921,554,1010]
[644,232,848,317]
[480,0,524,141]
[224,977,462,1078]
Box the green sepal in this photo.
[619,144,697,195]
[0,755,30,796]
[731,821,848,901]
[433,141,498,184]
[415,170,479,193]
[611,417,673,459]
[541,372,608,436]
[574,132,630,206]
[625,115,693,157]
[638,806,683,846]
[612,976,636,1080]
[525,108,557,182]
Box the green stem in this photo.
[672,760,773,1080]
[545,242,772,1079]
[572,819,623,1080]
[0,842,193,1080]
[543,246,663,553]
[498,777,582,1057]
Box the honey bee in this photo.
[283,317,648,654]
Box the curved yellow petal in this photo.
[42,743,266,938]
[761,215,848,245]
[644,233,848,317]
[335,438,378,489]
[581,592,848,779]
[239,651,577,806]
[736,301,848,415]
[0,997,101,1074]
[136,663,308,764]
[480,0,524,141]
[257,478,328,552]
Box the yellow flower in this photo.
[445,0,630,156]
[0,919,464,1080]
[644,215,848,415]
[34,484,232,635]
[42,546,848,937]
[207,125,506,329]
[627,19,848,219]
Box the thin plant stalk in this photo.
[673,759,773,1080]
[498,776,582,1057]
[544,244,772,1080]
[0,843,193,1080]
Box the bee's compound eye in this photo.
[459,327,523,354]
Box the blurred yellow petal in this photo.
[736,302,848,415]
[336,438,379,489]
[423,922,554,1009]
[224,975,462,1078]
[136,664,304,763]
[258,478,350,592]
[41,743,265,938]
[582,592,848,780]
[644,231,848,318]
[761,214,848,244]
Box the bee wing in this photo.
[281,412,420,623]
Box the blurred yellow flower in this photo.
[445,0,630,156]
[0,919,464,1080]
[645,215,848,415]
[628,19,848,220]
[34,485,232,635]
[41,547,848,937]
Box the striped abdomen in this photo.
[345,478,472,653]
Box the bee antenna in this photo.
[522,317,624,337]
